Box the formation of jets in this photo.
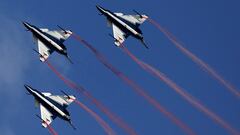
[23,5,148,130]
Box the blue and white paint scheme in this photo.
[24,85,76,129]
[96,5,149,48]
[23,22,73,62]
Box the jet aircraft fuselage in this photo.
[96,6,144,41]
[25,85,71,122]
[23,22,68,58]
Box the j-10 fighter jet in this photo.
[24,85,76,129]
[96,5,149,49]
[23,22,73,63]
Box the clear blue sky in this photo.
[0,0,239,135]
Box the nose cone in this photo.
[96,5,106,14]
[22,21,32,30]
[24,84,33,93]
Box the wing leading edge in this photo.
[114,13,148,26]
[44,30,72,43]
[37,40,53,62]
[40,104,56,128]
[48,95,76,108]
[112,23,129,46]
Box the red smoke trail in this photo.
[121,45,239,135]
[74,99,116,135]
[147,17,240,98]
[46,123,58,135]
[71,33,196,135]
[45,60,137,135]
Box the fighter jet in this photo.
[24,85,76,129]
[23,22,73,63]
[96,5,149,49]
